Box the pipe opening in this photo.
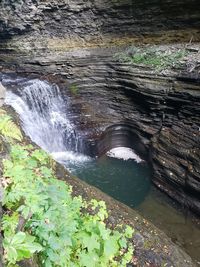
[97,123,149,162]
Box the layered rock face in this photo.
[57,54,200,214]
[0,0,200,52]
[64,56,200,214]
[1,48,199,214]
[0,0,199,214]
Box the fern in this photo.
[0,111,22,141]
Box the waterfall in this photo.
[3,75,90,165]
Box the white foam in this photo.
[51,151,91,164]
[106,147,143,163]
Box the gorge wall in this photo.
[0,0,200,52]
[1,48,199,215]
[0,0,199,215]
[56,54,200,215]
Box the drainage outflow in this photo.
[97,123,148,161]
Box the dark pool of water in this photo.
[72,155,151,207]
[71,155,200,265]
[138,187,200,265]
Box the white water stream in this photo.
[3,74,143,165]
[4,76,90,165]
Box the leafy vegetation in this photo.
[115,45,187,70]
[0,110,22,142]
[0,110,134,266]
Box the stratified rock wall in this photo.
[0,45,200,214]
[79,63,200,214]
[22,51,199,214]
[0,0,199,214]
[0,0,200,51]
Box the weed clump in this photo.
[115,45,187,70]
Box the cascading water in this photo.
[3,74,90,166]
[3,73,151,206]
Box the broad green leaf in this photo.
[118,237,127,249]
[21,242,43,253]
[11,232,26,245]
[79,251,98,267]
[2,213,19,236]
[16,249,31,260]
[103,237,119,259]
[7,246,18,263]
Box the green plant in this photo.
[3,231,42,265]
[69,84,79,95]
[115,46,187,70]
[0,110,22,141]
[1,112,134,266]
